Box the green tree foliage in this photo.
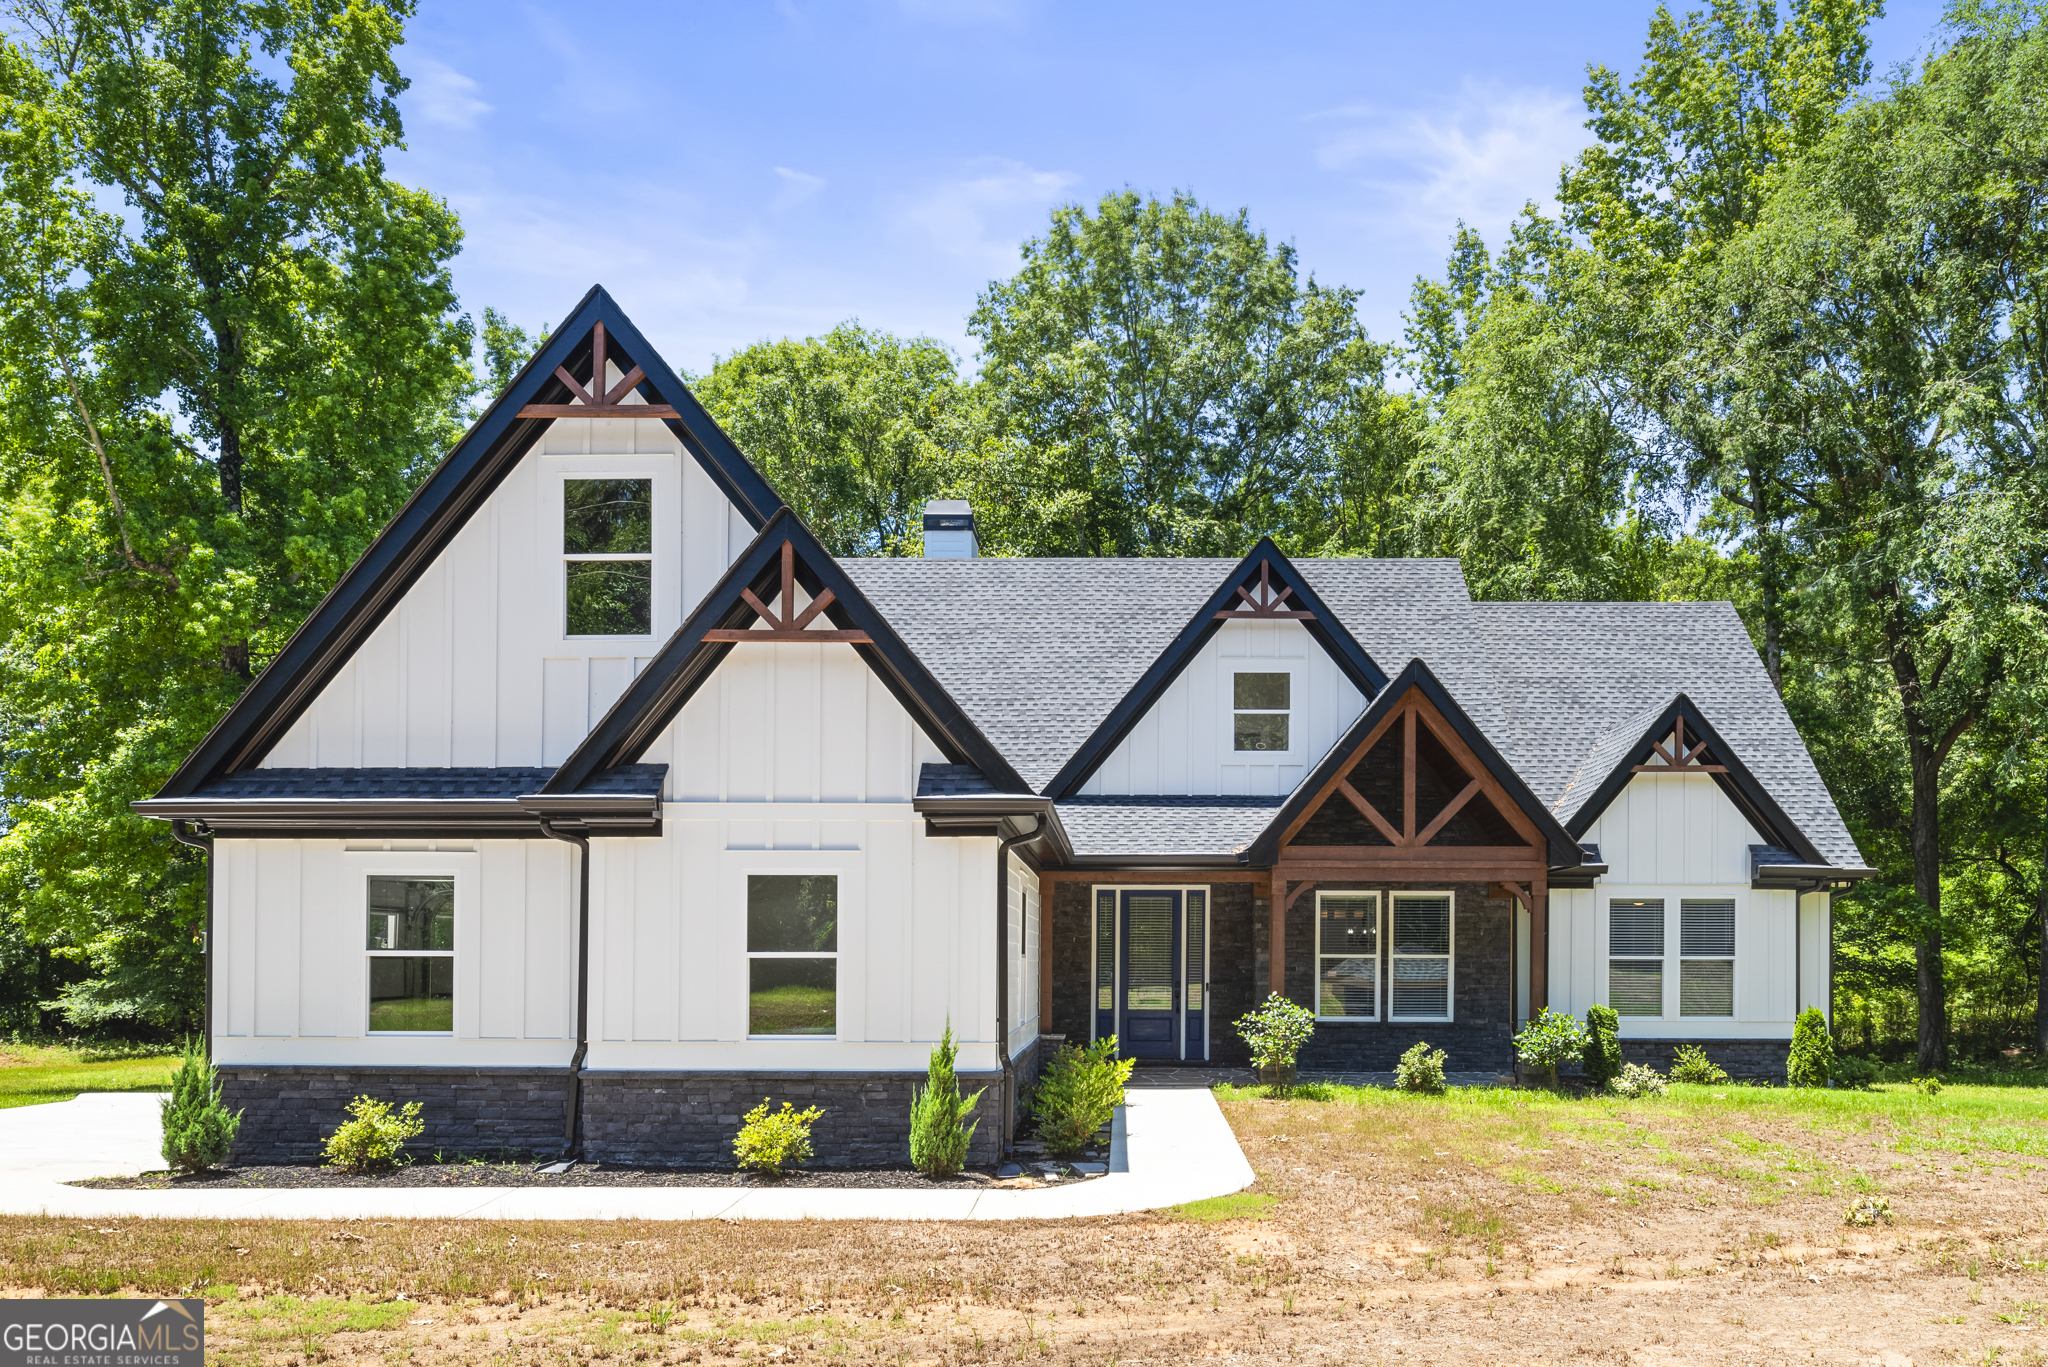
[1787,1006,1838,1085]
[907,1019,982,1177]
[159,1037,240,1172]
[1582,1004,1624,1091]
[0,0,474,1028]
[971,189,1410,557]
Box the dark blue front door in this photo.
[1120,890,1181,1058]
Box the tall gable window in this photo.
[565,478,652,636]
[366,877,454,1033]
[1681,899,1736,1017]
[747,875,837,1036]
[1609,898,1664,1016]
[1233,672,1291,752]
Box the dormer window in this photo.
[564,478,652,636]
[1233,672,1291,752]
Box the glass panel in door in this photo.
[1120,890,1181,1058]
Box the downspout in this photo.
[538,818,591,1157]
[170,820,214,1059]
[995,817,1040,1159]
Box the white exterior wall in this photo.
[210,836,578,1066]
[260,413,753,770]
[1798,890,1831,1023]
[1080,619,1367,796]
[1549,772,1801,1038]
[1008,848,1041,1057]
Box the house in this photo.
[135,288,1873,1167]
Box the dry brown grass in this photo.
[12,1079,2048,1363]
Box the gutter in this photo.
[994,816,1040,1159]
[169,821,215,1059]
[536,818,592,1157]
[914,794,1070,861]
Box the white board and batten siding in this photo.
[259,413,753,771]
[1080,619,1367,797]
[209,837,578,1067]
[1547,772,1826,1038]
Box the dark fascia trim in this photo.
[1549,841,1608,889]
[154,285,784,799]
[1241,657,1579,868]
[1039,539,1390,799]
[912,795,1074,863]
[546,508,1032,796]
[1750,845,1876,891]
[127,801,660,840]
[1565,694,1829,867]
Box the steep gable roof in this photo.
[155,286,783,798]
[546,509,1030,795]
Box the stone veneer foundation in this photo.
[220,1066,572,1163]
[1620,1038,1792,1080]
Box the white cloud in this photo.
[408,58,493,131]
[1311,81,1588,245]
[897,159,1076,273]
[772,166,826,211]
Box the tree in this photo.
[0,0,473,1028]
[969,189,1400,558]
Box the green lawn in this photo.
[0,1043,178,1109]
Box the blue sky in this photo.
[387,0,1948,379]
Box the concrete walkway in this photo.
[0,1088,1255,1222]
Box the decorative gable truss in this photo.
[1042,539,1389,798]
[542,508,1028,799]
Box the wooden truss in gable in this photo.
[518,322,683,420]
[1630,714,1728,774]
[703,540,873,643]
[1214,560,1315,620]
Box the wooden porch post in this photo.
[1531,867,1549,1017]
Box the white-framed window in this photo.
[365,875,455,1034]
[1609,898,1665,1017]
[1680,899,1736,1017]
[1388,891,1453,1021]
[563,475,653,637]
[746,874,838,1037]
[1316,891,1379,1020]
[1232,670,1292,753]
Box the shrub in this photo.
[323,1095,425,1172]
[734,1098,824,1176]
[1915,1075,1944,1096]
[1513,1009,1586,1086]
[1844,1194,1895,1227]
[1670,1044,1731,1085]
[908,1020,983,1177]
[1611,1062,1668,1099]
[1395,1042,1447,1094]
[1582,1005,1622,1092]
[159,1039,242,1174]
[1234,994,1316,1074]
[1787,1007,1836,1087]
[1033,1037,1133,1157]
[1832,1054,1881,1089]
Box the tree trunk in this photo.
[1746,460,1783,694]
[1910,739,1947,1073]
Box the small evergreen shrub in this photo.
[1787,1007,1836,1087]
[323,1095,425,1171]
[1513,1009,1586,1086]
[1831,1054,1880,1089]
[1612,1062,1668,1099]
[1670,1044,1731,1085]
[1234,994,1316,1078]
[1033,1037,1133,1157]
[734,1098,824,1176]
[1915,1075,1944,1096]
[1395,1041,1447,1094]
[159,1039,242,1174]
[908,1020,983,1177]
[1844,1194,1895,1227]
[1582,1004,1622,1092]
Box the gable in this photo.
[157,286,782,796]
[1582,771,1771,885]
[1078,618,1367,798]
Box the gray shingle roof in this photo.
[1055,796,1287,858]
[840,557,1861,870]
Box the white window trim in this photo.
[345,852,475,1038]
[1227,664,1303,761]
[551,460,673,644]
[1313,890,1381,1022]
[742,868,845,1042]
[1607,895,1668,1022]
[1387,889,1456,1024]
